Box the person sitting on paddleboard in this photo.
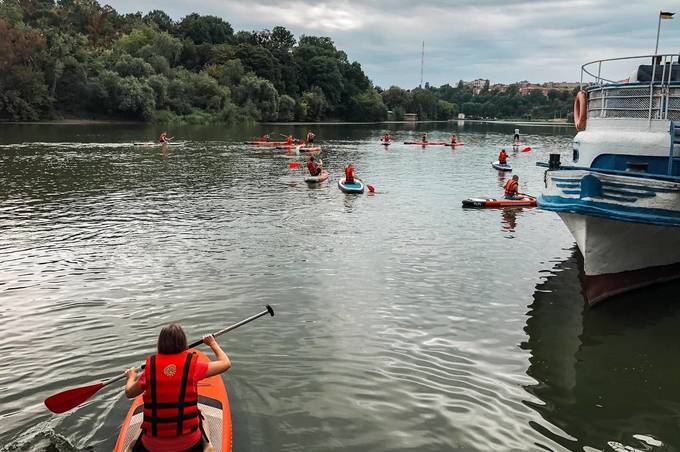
[159,132,170,144]
[286,135,294,145]
[451,134,458,145]
[382,132,391,142]
[498,149,508,165]
[306,131,315,144]
[124,324,231,452]
[345,163,356,183]
[307,155,323,176]
[504,175,520,200]
[421,133,427,143]
[513,128,520,143]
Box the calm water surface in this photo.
[1,122,679,452]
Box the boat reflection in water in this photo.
[522,250,680,450]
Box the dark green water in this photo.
[1,122,678,452]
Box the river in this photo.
[1,122,679,451]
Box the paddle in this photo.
[44,305,275,414]
[521,147,532,152]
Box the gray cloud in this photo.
[105,0,680,87]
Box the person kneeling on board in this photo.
[345,163,357,183]
[307,155,323,176]
[503,175,520,200]
[498,149,508,165]
[124,324,231,452]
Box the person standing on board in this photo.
[307,155,323,176]
[503,175,520,199]
[345,163,357,183]
[124,324,231,452]
[513,128,520,144]
[498,149,508,165]
[421,133,428,143]
[306,131,316,144]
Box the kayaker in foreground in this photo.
[503,175,520,199]
[345,163,357,183]
[306,131,316,144]
[498,149,508,165]
[307,155,323,176]
[124,324,231,452]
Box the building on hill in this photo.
[519,81,579,96]
[463,79,490,95]
[490,83,508,93]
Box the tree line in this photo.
[0,0,576,124]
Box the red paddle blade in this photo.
[367,184,375,193]
[44,382,104,413]
[522,147,532,152]
[288,162,300,169]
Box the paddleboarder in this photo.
[513,128,520,144]
[123,324,231,452]
[382,132,391,142]
[285,135,294,145]
[503,175,520,200]
[306,130,316,144]
[159,132,170,144]
[421,133,428,143]
[451,134,458,145]
[307,155,323,176]
[345,163,357,183]
[498,149,508,165]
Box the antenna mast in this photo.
[420,41,425,88]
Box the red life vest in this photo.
[307,132,315,141]
[142,351,200,438]
[307,160,320,176]
[498,151,507,164]
[345,166,354,183]
[504,179,518,196]
[160,133,167,142]
[286,136,293,145]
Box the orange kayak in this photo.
[462,196,537,208]
[113,349,232,452]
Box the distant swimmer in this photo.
[498,149,508,165]
[513,128,520,144]
[306,131,316,144]
[504,175,520,199]
[307,155,323,176]
[344,162,357,183]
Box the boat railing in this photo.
[581,54,680,122]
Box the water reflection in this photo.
[523,250,680,451]
[500,207,518,232]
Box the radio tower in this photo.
[420,41,425,88]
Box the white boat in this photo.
[539,53,680,304]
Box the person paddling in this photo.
[504,175,520,200]
[306,131,316,144]
[382,132,391,142]
[159,132,171,144]
[513,128,520,144]
[285,135,294,145]
[307,155,323,176]
[344,163,356,183]
[124,324,231,452]
[498,148,508,165]
[451,134,458,145]
[421,133,428,144]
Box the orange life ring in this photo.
[574,90,587,131]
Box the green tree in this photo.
[177,13,234,45]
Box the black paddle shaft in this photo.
[104,305,275,387]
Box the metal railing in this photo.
[581,54,680,122]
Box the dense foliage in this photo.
[0,0,575,123]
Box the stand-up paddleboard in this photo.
[304,170,329,184]
[492,161,512,171]
[462,196,536,208]
[113,349,232,452]
[134,141,187,147]
[404,141,465,146]
[245,140,297,146]
[338,178,365,194]
[299,146,321,152]
[381,140,391,146]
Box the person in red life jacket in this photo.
[382,132,391,143]
[285,135,294,145]
[498,148,508,165]
[306,131,315,144]
[344,163,356,183]
[421,133,427,143]
[159,132,170,144]
[450,134,458,145]
[504,175,520,200]
[307,155,323,176]
[124,324,231,452]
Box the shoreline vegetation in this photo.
[1,1,577,125]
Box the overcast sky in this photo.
[105,0,680,88]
